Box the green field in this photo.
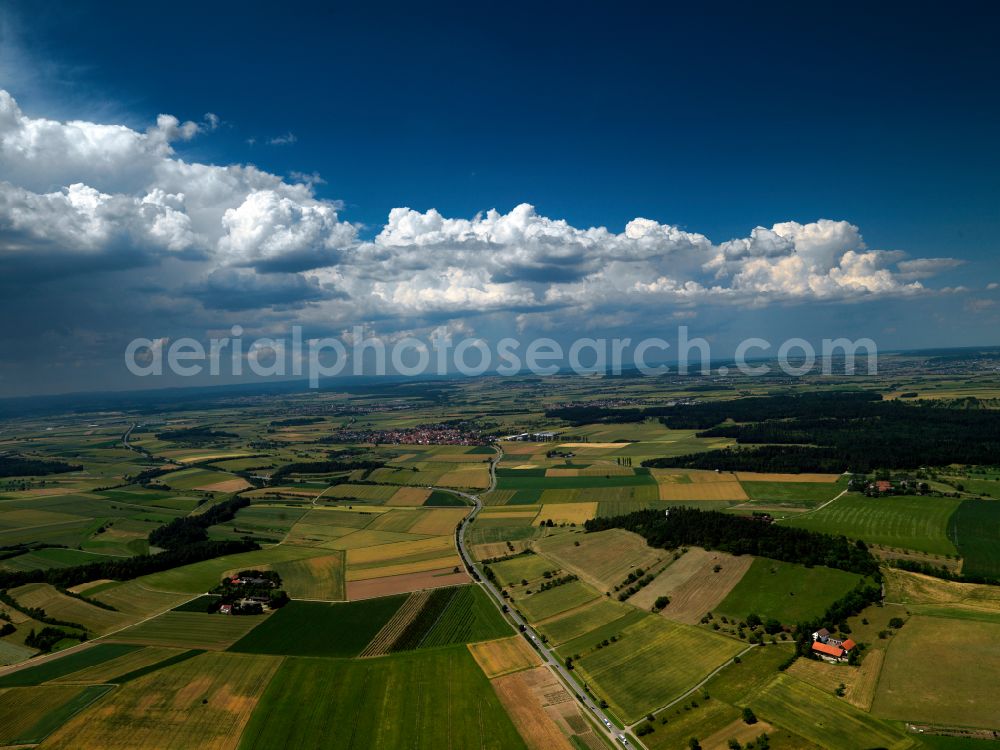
[717,558,863,624]
[783,494,960,555]
[238,648,527,750]
[229,597,406,657]
[134,545,332,593]
[489,552,559,587]
[0,643,142,687]
[0,684,113,745]
[537,598,634,645]
[418,585,511,647]
[109,610,265,649]
[949,499,1000,578]
[573,614,745,723]
[702,642,796,704]
[751,674,918,750]
[873,615,1000,728]
[515,579,601,621]
[740,480,844,506]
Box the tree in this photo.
[654,595,670,610]
[888,617,905,629]
[742,706,757,725]
[688,739,702,750]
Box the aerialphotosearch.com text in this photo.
[124,326,878,387]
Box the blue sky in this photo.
[1,2,999,394]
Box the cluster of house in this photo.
[849,476,928,497]
[328,424,490,445]
[811,628,856,662]
[502,431,558,442]
[217,574,275,615]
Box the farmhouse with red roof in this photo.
[811,629,857,662]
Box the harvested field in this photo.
[472,539,532,560]
[386,487,432,506]
[872,615,1000,727]
[545,466,633,477]
[657,481,747,501]
[786,648,883,710]
[42,651,282,750]
[536,529,664,591]
[407,507,469,535]
[345,554,463,581]
[194,477,251,492]
[327,529,430,550]
[491,667,576,750]
[630,549,752,624]
[360,591,432,657]
[558,443,627,449]
[532,502,597,526]
[346,535,454,566]
[469,635,541,678]
[346,567,470,600]
[438,466,491,488]
[883,568,1000,617]
[698,717,776,750]
[735,472,841,483]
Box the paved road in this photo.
[445,445,638,749]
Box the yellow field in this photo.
[245,486,323,499]
[531,502,598,526]
[472,540,532,560]
[658,481,747,501]
[651,469,739,484]
[386,487,432,506]
[545,467,633,477]
[480,508,538,518]
[884,568,1000,615]
[469,635,542,678]
[408,508,469,535]
[172,452,251,463]
[734,472,842,483]
[557,442,628,449]
[346,536,455,565]
[42,651,282,750]
[194,478,251,492]
[346,554,463,581]
[437,466,491,488]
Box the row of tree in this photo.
[585,507,879,576]
[149,495,251,548]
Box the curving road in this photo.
[445,444,638,749]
